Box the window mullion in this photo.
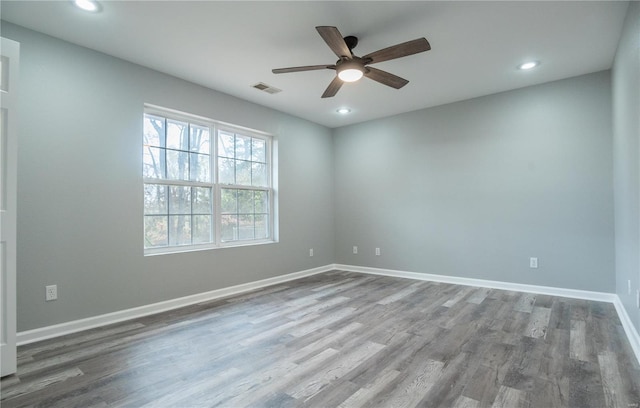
[219,184,270,192]
[213,125,221,246]
[144,178,213,188]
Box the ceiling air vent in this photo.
[252,82,282,94]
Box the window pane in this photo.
[255,214,268,239]
[192,215,212,244]
[221,214,238,241]
[238,214,254,240]
[221,188,237,214]
[190,153,210,182]
[143,114,165,147]
[169,186,191,214]
[143,147,165,179]
[166,119,189,150]
[236,160,251,185]
[144,184,167,215]
[218,158,235,184]
[218,131,234,158]
[252,138,266,162]
[237,190,254,214]
[192,187,212,214]
[144,215,168,248]
[235,135,252,161]
[144,111,273,251]
[169,215,191,246]
[255,190,268,213]
[251,162,267,187]
[166,150,190,180]
[190,125,210,153]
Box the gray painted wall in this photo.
[613,2,640,333]
[1,23,335,332]
[333,71,615,292]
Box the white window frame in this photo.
[143,105,276,255]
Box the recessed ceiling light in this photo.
[518,61,539,70]
[73,0,100,12]
[336,108,351,114]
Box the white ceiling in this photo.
[0,1,629,128]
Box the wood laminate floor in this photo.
[1,270,639,408]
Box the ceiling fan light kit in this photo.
[272,26,431,98]
[337,61,364,82]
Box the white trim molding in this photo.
[613,297,640,365]
[17,265,332,346]
[334,264,616,302]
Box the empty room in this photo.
[0,1,639,407]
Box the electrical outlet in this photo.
[45,285,57,301]
[375,248,381,256]
[529,257,538,268]
[309,248,313,257]
[353,246,358,254]
[629,280,632,295]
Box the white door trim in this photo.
[1,37,19,377]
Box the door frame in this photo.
[1,37,19,377]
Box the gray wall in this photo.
[333,71,615,292]
[613,2,640,333]
[1,23,335,332]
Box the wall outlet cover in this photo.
[45,285,57,301]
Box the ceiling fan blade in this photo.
[363,38,431,65]
[364,67,409,89]
[272,65,335,74]
[321,76,343,98]
[316,26,352,58]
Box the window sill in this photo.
[144,239,278,257]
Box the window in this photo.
[143,107,275,254]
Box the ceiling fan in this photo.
[272,26,431,98]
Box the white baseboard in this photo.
[17,264,333,346]
[335,263,640,364]
[334,264,616,302]
[613,297,640,365]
